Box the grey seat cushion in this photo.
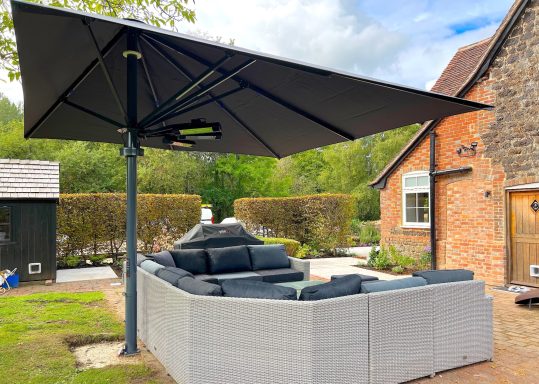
[221,279,297,300]
[140,260,166,275]
[170,249,208,275]
[331,273,378,282]
[156,267,193,285]
[412,269,474,285]
[211,271,263,282]
[248,244,290,270]
[146,250,175,268]
[360,277,427,293]
[194,274,219,284]
[207,245,252,274]
[136,253,148,266]
[299,274,362,301]
[256,268,304,283]
[176,277,222,296]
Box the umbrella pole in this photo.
[122,29,143,356]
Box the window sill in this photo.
[401,225,430,230]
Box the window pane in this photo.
[405,193,416,208]
[417,175,429,186]
[404,177,417,188]
[0,207,9,224]
[406,208,417,223]
[417,208,430,223]
[417,193,429,208]
[0,224,9,241]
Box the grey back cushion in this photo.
[146,250,175,268]
[360,277,427,293]
[221,279,297,300]
[412,269,474,285]
[140,260,166,275]
[299,274,362,301]
[156,267,193,285]
[248,244,290,270]
[176,277,222,296]
[206,245,252,274]
[170,249,208,275]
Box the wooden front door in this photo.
[510,191,539,287]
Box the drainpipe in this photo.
[429,130,437,270]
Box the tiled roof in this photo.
[0,159,60,199]
[430,38,492,96]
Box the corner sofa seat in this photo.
[137,268,493,384]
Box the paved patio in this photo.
[5,273,539,383]
[56,266,118,283]
[309,256,407,280]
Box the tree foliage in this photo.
[0,0,196,80]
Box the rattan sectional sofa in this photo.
[137,268,493,384]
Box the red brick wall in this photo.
[380,76,507,286]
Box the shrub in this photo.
[257,236,300,257]
[64,255,83,268]
[417,246,432,270]
[368,246,391,270]
[391,265,405,274]
[295,244,319,259]
[388,246,415,269]
[89,254,107,266]
[358,222,381,245]
[235,194,355,251]
[58,193,201,257]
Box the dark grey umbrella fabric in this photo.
[11,0,491,159]
[174,223,263,249]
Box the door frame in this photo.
[505,186,539,287]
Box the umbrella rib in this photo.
[142,33,355,141]
[86,23,128,125]
[25,27,127,138]
[138,40,166,128]
[144,59,256,128]
[141,35,281,158]
[64,100,125,128]
[138,53,234,128]
[143,86,244,133]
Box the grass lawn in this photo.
[0,291,157,384]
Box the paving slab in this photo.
[56,266,118,283]
[308,257,407,281]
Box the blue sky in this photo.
[0,0,514,103]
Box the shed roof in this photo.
[0,159,60,199]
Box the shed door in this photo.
[510,191,539,287]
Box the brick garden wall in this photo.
[379,1,539,286]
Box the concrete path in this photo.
[309,257,408,281]
[56,266,118,283]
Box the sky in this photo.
[0,0,514,104]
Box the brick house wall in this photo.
[378,1,539,286]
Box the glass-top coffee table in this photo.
[275,280,325,296]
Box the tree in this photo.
[0,0,196,80]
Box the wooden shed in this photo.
[0,159,59,282]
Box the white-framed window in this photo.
[402,172,430,228]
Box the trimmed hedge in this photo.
[257,236,301,257]
[235,194,355,251]
[58,193,201,257]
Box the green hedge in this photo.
[58,193,201,257]
[257,236,300,257]
[235,194,355,251]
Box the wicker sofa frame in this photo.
[137,268,493,384]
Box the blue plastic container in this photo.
[1,273,19,289]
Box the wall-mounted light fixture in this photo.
[456,142,478,157]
